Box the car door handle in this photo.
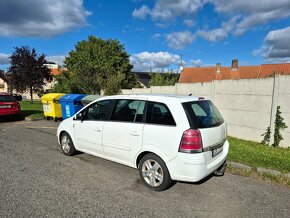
[130,131,139,136]
[94,128,101,132]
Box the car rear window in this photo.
[0,95,15,102]
[182,100,224,129]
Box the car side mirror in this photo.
[74,112,84,121]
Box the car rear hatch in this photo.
[182,100,226,153]
[0,95,19,112]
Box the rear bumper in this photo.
[166,140,229,182]
[0,110,21,116]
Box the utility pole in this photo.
[178,54,183,73]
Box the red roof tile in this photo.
[179,63,290,83]
[50,68,60,76]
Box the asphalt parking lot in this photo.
[0,119,289,217]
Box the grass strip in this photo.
[20,100,44,120]
[228,136,290,173]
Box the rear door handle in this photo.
[130,131,139,136]
[94,127,101,132]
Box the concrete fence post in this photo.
[175,83,178,94]
[211,80,216,102]
[269,74,280,144]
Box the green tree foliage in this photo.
[60,36,139,95]
[272,106,288,147]
[52,70,83,94]
[149,72,179,87]
[7,46,50,103]
[261,127,271,145]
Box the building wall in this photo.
[0,78,8,92]
[121,75,290,148]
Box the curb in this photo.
[228,161,290,179]
[25,117,45,122]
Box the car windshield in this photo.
[182,100,224,129]
[0,95,15,102]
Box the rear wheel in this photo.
[138,153,173,191]
[60,132,76,156]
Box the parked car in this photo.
[12,94,23,101]
[57,94,228,191]
[0,92,21,117]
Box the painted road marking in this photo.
[15,122,33,125]
[25,126,57,129]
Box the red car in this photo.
[0,92,21,116]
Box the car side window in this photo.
[146,102,176,126]
[110,99,145,122]
[81,100,111,121]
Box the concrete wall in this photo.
[121,75,290,148]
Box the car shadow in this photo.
[178,173,215,186]
[0,110,41,122]
[0,114,24,122]
[20,110,42,117]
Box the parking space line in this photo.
[25,126,57,129]
[15,122,33,125]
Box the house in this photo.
[179,59,290,83]
[0,70,9,92]
[133,72,152,87]
[0,64,62,99]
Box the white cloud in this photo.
[0,53,10,65]
[132,5,150,19]
[133,0,203,21]
[151,0,204,20]
[130,51,180,72]
[256,26,290,62]
[0,0,91,37]
[133,0,290,41]
[46,55,66,66]
[152,33,162,40]
[191,59,203,67]
[183,19,195,27]
[197,28,228,42]
[210,0,290,35]
[0,53,66,66]
[166,31,195,50]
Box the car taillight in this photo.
[11,103,20,109]
[179,129,203,153]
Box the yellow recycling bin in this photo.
[41,93,65,121]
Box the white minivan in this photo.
[57,94,229,191]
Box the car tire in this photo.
[60,132,76,156]
[138,153,173,191]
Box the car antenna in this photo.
[188,93,192,96]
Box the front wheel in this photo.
[138,153,173,191]
[60,132,76,156]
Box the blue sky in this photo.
[0,0,290,72]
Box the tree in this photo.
[7,46,50,103]
[62,36,139,95]
[51,70,82,94]
[272,106,288,147]
[149,72,179,87]
[261,127,271,145]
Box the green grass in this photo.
[20,100,44,120]
[228,136,290,173]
